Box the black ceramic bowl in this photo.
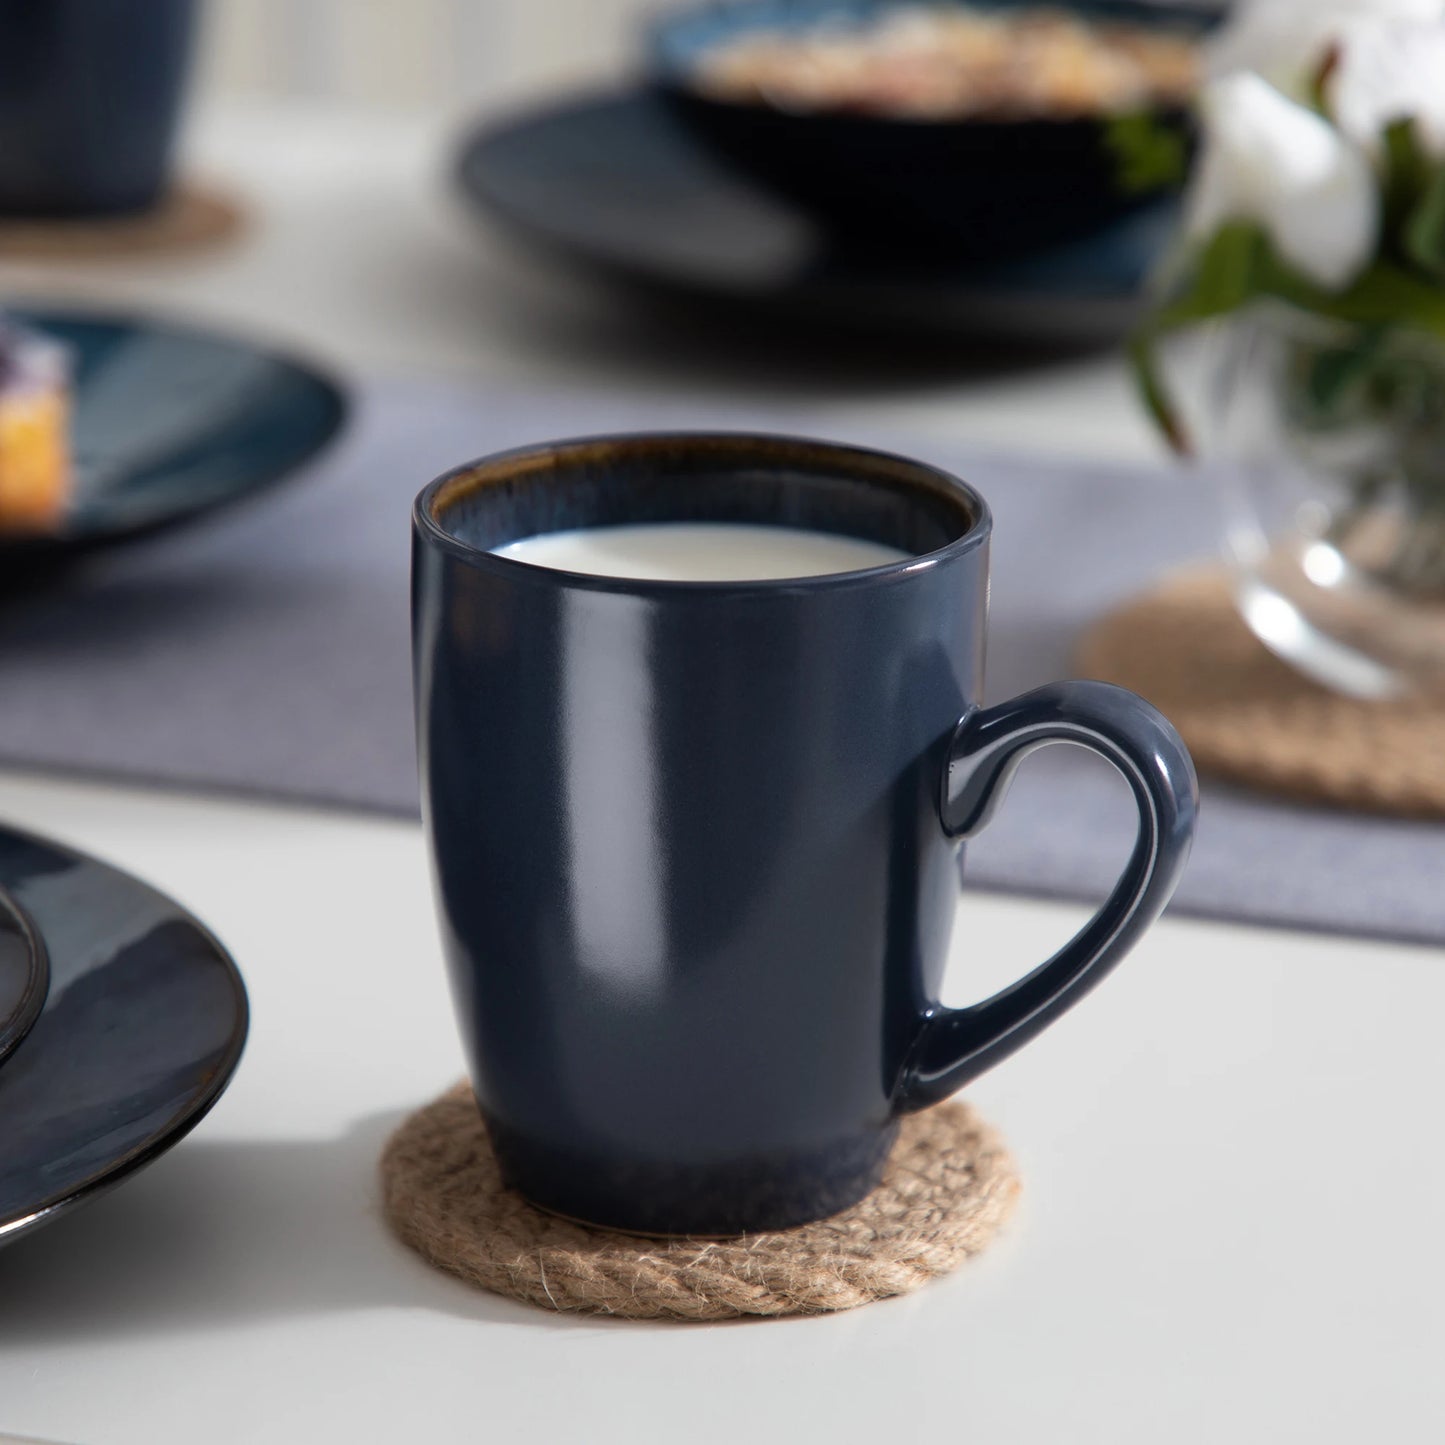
[649,0,1222,261]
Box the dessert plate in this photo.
[0,822,248,1247]
[0,305,346,566]
[0,886,46,1069]
[456,89,1179,345]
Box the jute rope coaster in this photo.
[381,1082,1020,1322]
[1076,568,1445,817]
[0,181,245,262]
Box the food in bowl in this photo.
[0,319,72,532]
[651,0,1218,261]
[685,4,1201,120]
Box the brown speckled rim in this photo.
[413,431,991,595]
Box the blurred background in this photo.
[200,0,665,110]
[3,0,1444,904]
[0,0,1232,465]
[199,0,1208,112]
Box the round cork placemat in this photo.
[381,1082,1020,1321]
[0,182,245,262]
[1076,569,1445,817]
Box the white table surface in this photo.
[1,104,1441,1444]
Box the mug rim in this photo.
[412,430,993,594]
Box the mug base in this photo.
[486,1115,901,1237]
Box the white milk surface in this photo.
[491,522,910,581]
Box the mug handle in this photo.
[897,681,1198,1113]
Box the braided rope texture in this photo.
[0,182,244,261]
[1077,570,1445,818]
[381,1082,1020,1322]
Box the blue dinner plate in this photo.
[0,823,248,1247]
[0,885,46,1070]
[0,305,347,564]
[456,88,1181,344]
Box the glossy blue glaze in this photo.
[0,824,248,1248]
[412,434,1197,1234]
[906,678,1197,1106]
[0,307,347,569]
[0,0,198,216]
[0,886,47,1070]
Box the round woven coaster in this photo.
[1076,568,1445,817]
[0,181,245,261]
[381,1082,1020,1322]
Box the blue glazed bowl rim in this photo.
[413,430,993,596]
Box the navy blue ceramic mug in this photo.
[412,435,1197,1235]
[0,0,198,216]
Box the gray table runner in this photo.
[2,378,1440,945]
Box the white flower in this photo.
[1208,0,1445,96]
[1188,73,1379,289]
[1329,17,1445,157]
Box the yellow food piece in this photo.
[0,387,70,532]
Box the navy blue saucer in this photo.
[0,305,346,564]
[0,885,46,1069]
[456,88,1179,344]
[0,823,248,1247]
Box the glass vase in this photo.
[1208,302,1445,698]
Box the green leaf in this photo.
[1144,223,1445,341]
[1131,217,1445,451]
[1298,326,1392,414]
[1103,112,1190,196]
[1127,224,1275,454]
[1405,166,1445,279]
[1382,118,1433,235]
[1149,222,1272,332]
[1128,330,1192,456]
[1295,262,1445,337]
[1307,41,1341,118]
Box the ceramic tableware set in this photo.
[0,306,341,1240]
[2,0,1210,1251]
[0,0,345,1232]
[458,0,1223,344]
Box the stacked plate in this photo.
[0,822,248,1247]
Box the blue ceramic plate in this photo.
[0,886,46,1070]
[0,823,248,1247]
[456,88,1181,344]
[0,306,347,564]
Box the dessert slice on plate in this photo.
[0,317,71,532]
